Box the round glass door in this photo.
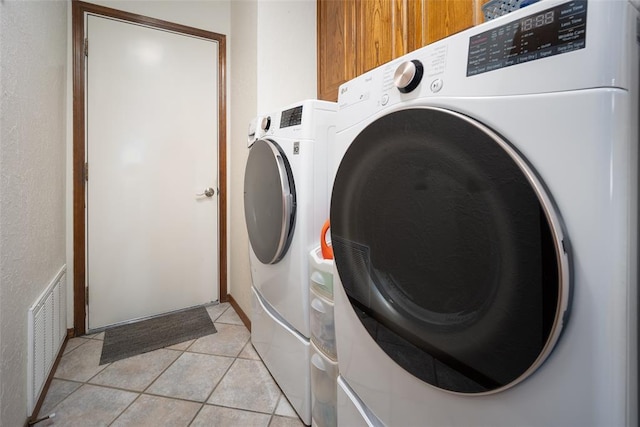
[331,107,570,394]
[244,138,296,264]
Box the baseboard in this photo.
[228,294,251,331]
[25,331,71,427]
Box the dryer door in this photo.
[331,107,571,395]
[244,138,296,264]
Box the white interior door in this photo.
[86,15,219,330]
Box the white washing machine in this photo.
[245,99,336,425]
[330,1,638,426]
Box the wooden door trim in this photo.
[72,0,228,335]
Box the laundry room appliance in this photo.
[245,100,336,425]
[330,1,638,425]
[247,115,269,147]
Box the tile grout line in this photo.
[188,303,247,425]
[138,347,188,396]
[187,350,240,426]
[186,403,207,426]
[131,304,233,405]
[106,391,142,426]
[101,303,231,426]
[135,303,237,425]
[78,334,134,427]
[43,303,304,425]
[198,339,247,406]
[45,315,197,423]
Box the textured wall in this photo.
[0,1,68,425]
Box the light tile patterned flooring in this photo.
[35,303,305,427]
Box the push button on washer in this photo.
[430,79,443,93]
[381,94,389,106]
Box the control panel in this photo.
[280,105,303,128]
[467,0,587,76]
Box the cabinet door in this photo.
[317,0,356,102]
[425,0,480,44]
[355,0,406,75]
[406,0,428,53]
[407,0,480,50]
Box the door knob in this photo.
[196,187,215,197]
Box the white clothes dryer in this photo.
[247,115,269,148]
[330,1,638,425]
[245,99,336,425]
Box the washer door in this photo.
[331,107,571,395]
[244,138,296,264]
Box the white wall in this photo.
[229,0,258,316]
[85,0,231,33]
[256,0,318,113]
[0,1,68,425]
[229,0,318,317]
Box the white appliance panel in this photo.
[252,287,311,424]
[332,1,638,425]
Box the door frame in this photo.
[72,0,228,335]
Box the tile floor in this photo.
[34,303,305,427]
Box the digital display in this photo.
[280,105,303,128]
[521,10,555,31]
[467,1,587,76]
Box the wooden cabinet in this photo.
[317,0,356,104]
[317,0,483,101]
[355,0,406,75]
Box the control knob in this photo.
[394,60,424,93]
[260,116,271,132]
